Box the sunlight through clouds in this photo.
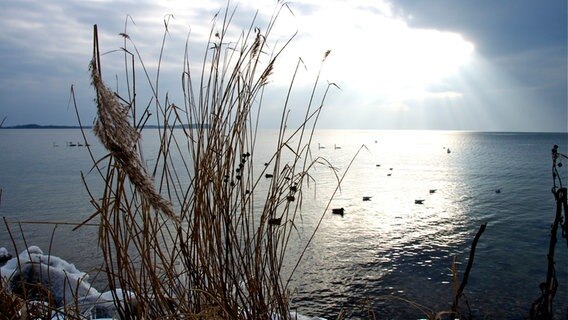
[244,0,477,108]
[304,2,472,97]
[132,0,478,127]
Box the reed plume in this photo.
[90,56,176,220]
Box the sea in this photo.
[0,128,567,319]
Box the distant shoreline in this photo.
[0,124,565,134]
[0,124,88,129]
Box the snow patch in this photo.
[0,247,326,320]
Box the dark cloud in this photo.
[390,0,567,58]
[389,0,567,131]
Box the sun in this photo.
[268,1,475,102]
[331,17,475,101]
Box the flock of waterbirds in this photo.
[52,141,90,147]
[300,142,501,217]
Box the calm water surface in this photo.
[0,129,567,319]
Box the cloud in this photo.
[0,0,565,131]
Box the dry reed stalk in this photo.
[83,3,346,319]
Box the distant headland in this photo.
[0,124,86,129]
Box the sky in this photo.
[0,0,566,132]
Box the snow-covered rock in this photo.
[0,246,327,320]
[1,246,98,308]
[0,247,12,265]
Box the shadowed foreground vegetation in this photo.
[82,4,345,319]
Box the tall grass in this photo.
[87,3,341,319]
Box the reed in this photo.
[86,3,340,319]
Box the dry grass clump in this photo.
[85,3,340,319]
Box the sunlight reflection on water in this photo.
[278,130,567,319]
